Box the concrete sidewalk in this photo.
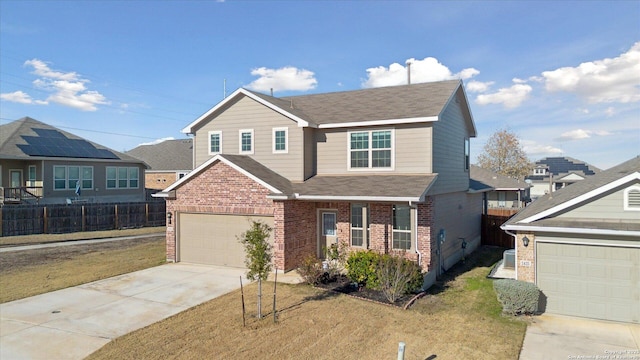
[519,314,640,359]
[0,233,165,253]
[0,263,247,360]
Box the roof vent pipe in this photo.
[406,60,412,85]
[270,88,273,96]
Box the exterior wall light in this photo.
[167,212,172,225]
[522,236,530,247]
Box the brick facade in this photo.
[165,159,436,273]
[165,161,276,262]
[145,172,178,190]
[516,232,535,283]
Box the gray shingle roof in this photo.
[506,156,640,227]
[0,117,145,164]
[292,174,437,199]
[220,154,294,195]
[188,80,475,136]
[470,165,529,190]
[127,139,193,171]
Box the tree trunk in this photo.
[257,278,262,319]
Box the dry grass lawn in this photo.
[88,247,527,360]
[0,226,166,246]
[0,236,166,303]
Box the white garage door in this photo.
[178,213,274,268]
[537,241,639,323]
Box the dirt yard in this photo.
[88,246,527,360]
[0,236,166,303]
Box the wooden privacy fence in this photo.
[481,214,514,248]
[0,202,166,237]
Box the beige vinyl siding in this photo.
[303,128,316,180]
[315,124,432,175]
[429,90,472,195]
[192,96,304,181]
[432,192,482,272]
[556,182,640,221]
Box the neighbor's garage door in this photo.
[178,213,274,268]
[537,241,639,323]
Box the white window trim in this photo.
[272,127,288,154]
[392,204,413,251]
[464,138,470,171]
[239,129,254,154]
[623,185,640,211]
[53,165,94,191]
[347,129,395,171]
[208,130,223,155]
[28,165,37,186]
[350,203,368,248]
[106,166,139,190]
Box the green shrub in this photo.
[296,255,324,285]
[376,254,424,303]
[493,279,540,315]
[346,251,381,289]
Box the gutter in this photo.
[503,229,519,281]
[502,224,640,237]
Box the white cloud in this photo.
[542,41,640,103]
[554,128,612,143]
[466,80,494,93]
[0,90,47,105]
[475,83,532,108]
[521,139,563,156]
[605,107,615,116]
[246,66,317,93]
[137,137,175,146]
[362,57,479,88]
[6,59,111,111]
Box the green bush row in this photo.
[346,251,423,294]
[493,279,540,315]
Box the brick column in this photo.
[516,232,535,283]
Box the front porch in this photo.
[273,200,436,273]
[0,186,43,204]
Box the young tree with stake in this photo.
[238,220,273,319]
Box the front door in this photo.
[10,170,22,188]
[318,211,337,259]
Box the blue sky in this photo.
[1,0,639,169]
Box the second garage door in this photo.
[537,241,639,323]
[178,213,274,268]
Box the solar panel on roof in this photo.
[19,128,120,159]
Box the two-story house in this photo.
[156,80,481,283]
[526,157,600,200]
[126,139,193,191]
[1,117,147,205]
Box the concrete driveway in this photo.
[520,314,640,359]
[0,263,246,360]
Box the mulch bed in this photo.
[314,274,421,308]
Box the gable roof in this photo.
[182,80,476,136]
[470,165,529,190]
[504,156,640,235]
[0,117,145,165]
[527,156,600,180]
[126,139,193,171]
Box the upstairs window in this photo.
[239,129,254,154]
[273,128,288,153]
[534,168,547,175]
[624,186,640,211]
[464,138,470,171]
[349,129,393,170]
[209,131,222,155]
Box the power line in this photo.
[0,117,167,140]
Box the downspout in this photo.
[409,201,421,268]
[504,229,518,280]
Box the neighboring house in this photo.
[502,156,640,323]
[156,80,482,285]
[526,157,600,200]
[126,139,193,190]
[0,117,148,205]
[470,164,530,214]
